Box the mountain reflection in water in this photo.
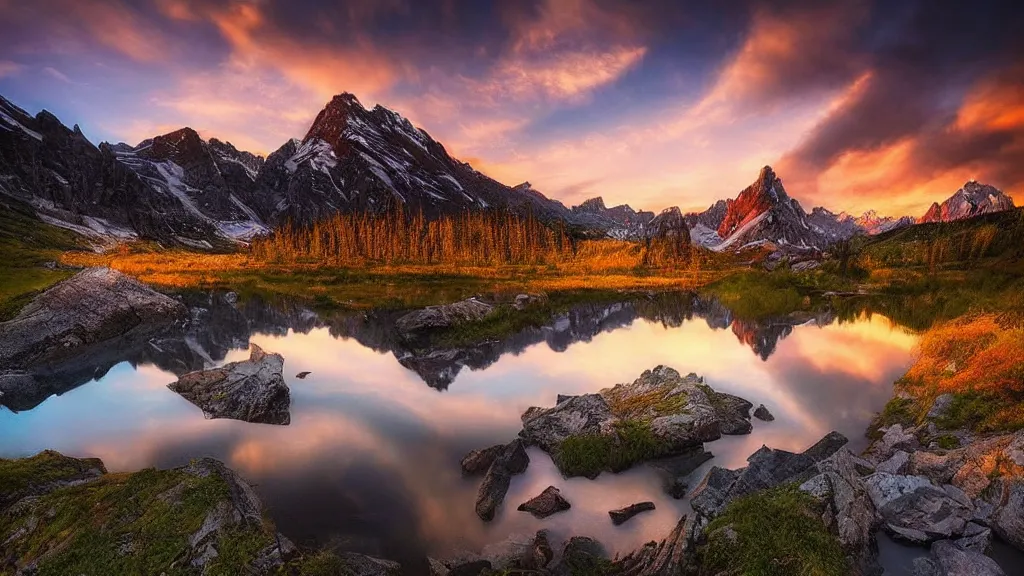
[0,292,918,574]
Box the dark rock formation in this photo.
[609,502,656,525]
[648,447,715,498]
[753,404,775,421]
[517,486,571,518]
[474,440,530,521]
[168,344,291,425]
[460,444,505,476]
[912,539,1006,576]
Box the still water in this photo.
[0,294,920,573]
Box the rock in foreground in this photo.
[0,451,297,575]
[518,486,571,518]
[168,344,291,425]
[0,267,187,368]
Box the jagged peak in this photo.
[575,196,607,212]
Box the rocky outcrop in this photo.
[168,344,291,425]
[516,366,753,478]
[0,452,298,575]
[517,486,571,518]
[396,298,494,334]
[919,181,1015,223]
[609,502,656,525]
[474,440,530,521]
[649,447,714,498]
[0,267,187,369]
[864,474,973,544]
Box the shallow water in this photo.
[0,294,931,573]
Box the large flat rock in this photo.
[0,267,187,368]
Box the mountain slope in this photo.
[249,93,578,228]
[707,166,824,251]
[0,95,233,247]
[919,181,1015,223]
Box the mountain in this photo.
[805,208,914,241]
[0,95,234,247]
[248,93,579,228]
[699,166,824,251]
[4,91,664,245]
[919,181,1015,223]
[569,196,655,239]
[684,200,727,247]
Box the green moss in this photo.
[699,485,848,576]
[0,458,284,576]
[935,391,1024,434]
[555,420,667,477]
[934,435,959,449]
[0,450,104,498]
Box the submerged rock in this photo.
[168,344,291,425]
[396,297,494,334]
[475,440,530,521]
[609,501,656,525]
[517,486,571,518]
[649,447,715,498]
[295,371,311,379]
[0,267,187,369]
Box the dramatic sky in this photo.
[1,0,1022,216]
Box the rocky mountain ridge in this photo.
[2,91,1016,252]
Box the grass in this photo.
[701,270,828,320]
[0,450,105,503]
[555,420,666,478]
[0,197,85,320]
[866,396,918,440]
[698,485,848,576]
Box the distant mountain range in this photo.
[0,92,1016,252]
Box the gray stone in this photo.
[517,486,571,518]
[396,298,494,334]
[168,344,291,425]
[474,440,530,521]
[649,447,714,498]
[550,537,607,576]
[0,268,187,370]
[954,522,992,553]
[460,444,504,476]
[927,540,1005,576]
[867,424,920,463]
[609,501,656,525]
[866,473,973,544]
[753,404,775,421]
[927,394,955,421]
[513,293,547,310]
[992,479,1024,550]
[877,450,911,475]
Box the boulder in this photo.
[517,486,571,518]
[168,344,291,425]
[913,540,1005,576]
[0,267,187,369]
[753,404,775,421]
[513,293,547,310]
[711,391,754,435]
[295,371,311,379]
[550,537,607,576]
[877,450,912,475]
[954,522,992,553]
[474,440,529,521]
[396,298,494,334]
[520,393,616,453]
[460,444,504,476]
[865,473,972,544]
[992,479,1024,550]
[609,502,656,525]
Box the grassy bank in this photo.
[0,198,83,320]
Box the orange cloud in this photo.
[0,60,23,78]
